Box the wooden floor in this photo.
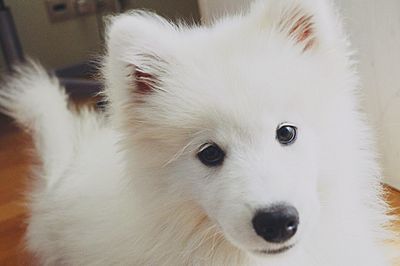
[0,117,399,265]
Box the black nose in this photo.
[252,204,299,243]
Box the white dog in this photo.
[0,0,393,265]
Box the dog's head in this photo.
[104,0,358,258]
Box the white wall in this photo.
[335,0,400,190]
[198,0,400,190]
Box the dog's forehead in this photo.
[153,20,349,139]
[172,37,327,119]
[175,25,329,103]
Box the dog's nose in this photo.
[252,204,299,243]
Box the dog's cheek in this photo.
[194,172,259,246]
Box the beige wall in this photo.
[3,0,101,70]
[198,0,250,24]
[124,0,200,22]
[199,0,400,189]
[0,0,199,71]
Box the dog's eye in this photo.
[197,143,225,167]
[276,123,297,145]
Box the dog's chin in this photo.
[250,244,295,256]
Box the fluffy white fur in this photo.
[0,0,394,265]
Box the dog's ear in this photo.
[250,0,341,52]
[104,11,177,104]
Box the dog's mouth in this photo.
[253,244,295,255]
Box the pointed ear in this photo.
[250,0,342,52]
[104,11,177,104]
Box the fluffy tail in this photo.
[0,62,76,188]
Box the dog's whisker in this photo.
[162,129,211,167]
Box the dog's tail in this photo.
[0,61,78,188]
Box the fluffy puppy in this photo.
[0,0,393,265]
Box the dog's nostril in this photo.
[252,204,299,244]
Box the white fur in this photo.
[0,0,394,265]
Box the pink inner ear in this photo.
[134,69,155,95]
[289,15,315,50]
[290,16,312,41]
[279,7,317,52]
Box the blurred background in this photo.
[0,0,399,264]
[0,0,200,70]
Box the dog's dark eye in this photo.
[276,124,297,145]
[197,143,225,167]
